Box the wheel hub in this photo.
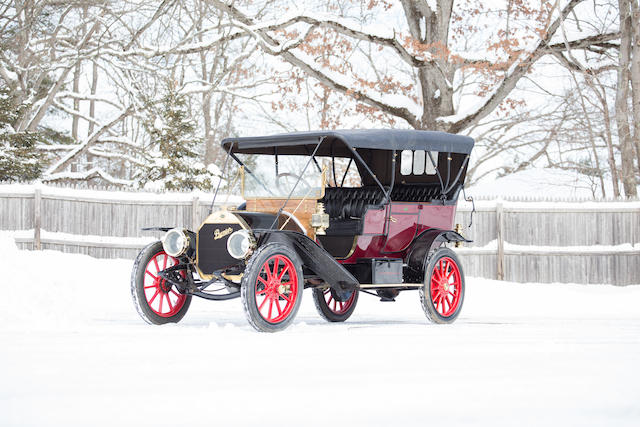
[155,276,171,293]
[440,278,450,293]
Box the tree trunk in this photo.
[400,0,454,129]
[596,79,622,198]
[616,0,637,198]
[87,60,98,136]
[71,62,80,141]
[630,0,640,172]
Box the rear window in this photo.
[400,150,438,176]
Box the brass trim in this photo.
[195,210,248,280]
[331,236,358,260]
[240,165,245,198]
[221,273,243,283]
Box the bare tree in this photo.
[207,0,619,134]
[615,0,638,197]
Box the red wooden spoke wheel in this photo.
[254,254,299,323]
[131,241,192,325]
[312,286,359,323]
[419,247,465,324]
[241,243,304,332]
[143,251,188,317]
[323,289,356,315]
[429,256,462,317]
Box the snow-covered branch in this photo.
[42,167,134,186]
[45,106,134,175]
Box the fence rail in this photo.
[1,184,639,285]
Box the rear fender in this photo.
[254,229,359,297]
[405,229,470,282]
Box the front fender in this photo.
[254,229,359,296]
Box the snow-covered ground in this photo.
[1,236,639,427]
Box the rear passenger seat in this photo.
[321,184,444,221]
[321,187,385,220]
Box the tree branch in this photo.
[210,0,420,128]
[45,106,134,175]
[444,0,588,133]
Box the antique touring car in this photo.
[131,130,474,332]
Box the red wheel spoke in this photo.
[145,270,157,280]
[339,301,344,311]
[327,295,333,305]
[280,293,292,303]
[277,265,289,281]
[170,290,180,297]
[275,298,282,315]
[257,276,268,285]
[256,288,267,295]
[148,289,160,304]
[153,256,160,273]
[158,293,163,312]
[144,284,156,289]
[162,253,168,270]
[271,258,279,280]
[268,298,274,319]
[166,294,173,311]
[258,296,269,311]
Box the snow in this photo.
[457,239,640,255]
[153,117,165,131]
[0,183,244,205]
[7,229,156,247]
[1,239,640,426]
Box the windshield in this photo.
[238,154,325,199]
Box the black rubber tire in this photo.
[241,243,304,332]
[419,247,465,324]
[312,287,358,322]
[131,241,192,325]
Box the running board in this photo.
[358,283,422,289]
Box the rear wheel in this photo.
[131,241,191,325]
[419,247,464,324]
[241,243,303,332]
[312,287,358,322]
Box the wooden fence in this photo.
[1,184,639,285]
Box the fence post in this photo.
[34,188,41,250]
[496,201,505,280]
[192,196,200,230]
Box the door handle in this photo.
[389,216,397,223]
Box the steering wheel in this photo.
[275,173,313,194]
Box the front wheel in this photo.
[131,241,191,325]
[241,243,303,332]
[419,247,465,324]
[312,287,358,322]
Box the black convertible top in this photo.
[221,129,474,156]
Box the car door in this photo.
[382,203,420,252]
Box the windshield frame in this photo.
[239,164,327,200]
